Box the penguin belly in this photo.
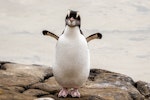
[53,34,90,88]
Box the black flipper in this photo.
[42,30,59,40]
[86,33,102,42]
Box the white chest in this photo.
[53,26,90,87]
[56,26,89,68]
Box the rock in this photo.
[23,89,49,97]
[85,69,143,100]
[35,97,55,100]
[30,82,60,93]
[135,81,150,99]
[0,61,148,100]
[0,88,36,100]
[0,62,53,86]
[0,61,53,100]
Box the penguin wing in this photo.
[42,30,102,42]
[86,33,102,42]
[42,30,59,40]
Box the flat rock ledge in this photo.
[0,61,149,100]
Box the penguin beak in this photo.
[70,17,75,22]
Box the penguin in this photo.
[42,10,102,98]
[54,10,90,98]
[43,30,102,42]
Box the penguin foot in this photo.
[58,88,68,98]
[70,88,80,98]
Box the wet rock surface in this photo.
[0,61,149,100]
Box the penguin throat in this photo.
[64,26,80,36]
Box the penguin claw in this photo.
[70,88,80,98]
[58,88,68,98]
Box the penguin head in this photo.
[65,10,81,28]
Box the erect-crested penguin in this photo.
[54,10,90,98]
[42,10,102,98]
